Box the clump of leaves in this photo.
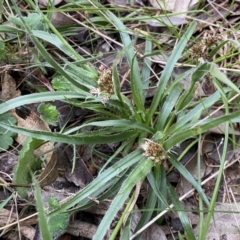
[1,1,240,239]
[37,103,59,126]
[0,112,17,152]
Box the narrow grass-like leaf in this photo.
[134,174,158,240]
[0,91,90,114]
[71,119,154,134]
[165,109,240,149]
[93,159,154,240]
[33,177,53,240]
[156,83,183,131]
[167,182,196,240]
[210,63,240,94]
[110,193,135,240]
[146,22,197,124]
[170,89,224,133]
[201,82,230,239]
[191,63,211,83]
[0,123,139,145]
[0,193,13,209]
[0,25,22,34]
[209,40,229,59]
[142,38,152,101]
[102,7,144,111]
[49,149,144,214]
[32,30,78,60]
[168,155,209,206]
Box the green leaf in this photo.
[0,40,5,61]
[0,92,91,114]
[168,155,209,206]
[104,7,144,112]
[32,30,78,60]
[167,181,196,240]
[13,138,44,198]
[52,75,76,91]
[0,113,17,152]
[0,122,139,145]
[47,213,69,239]
[93,158,154,240]
[0,193,13,209]
[49,149,144,215]
[37,103,59,126]
[146,21,197,124]
[33,177,53,240]
[9,13,43,30]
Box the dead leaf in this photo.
[38,0,62,7]
[67,221,99,239]
[1,72,57,185]
[50,12,77,27]
[38,150,58,187]
[148,0,199,18]
[57,144,93,188]
[131,208,167,240]
[194,204,240,240]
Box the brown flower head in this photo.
[141,139,168,164]
[97,65,114,95]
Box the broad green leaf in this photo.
[38,103,59,126]
[0,113,16,152]
[13,138,44,198]
[52,76,77,91]
[32,30,78,60]
[9,13,43,30]
[47,212,69,239]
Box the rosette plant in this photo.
[0,1,240,239]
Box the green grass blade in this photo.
[101,6,144,111]
[201,77,230,239]
[32,30,78,60]
[0,122,139,144]
[167,181,196,240]
[0,92,89,114]
[49,150,144,214]
[168,155,209,206]
[33,177,53,240]
[71,119,154,134]
[146,21,197,124]
[0,193,13,209]
[93,159,153,240]
[142,38,152,101]
[210,63,240,94]
[156,83,183,131]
